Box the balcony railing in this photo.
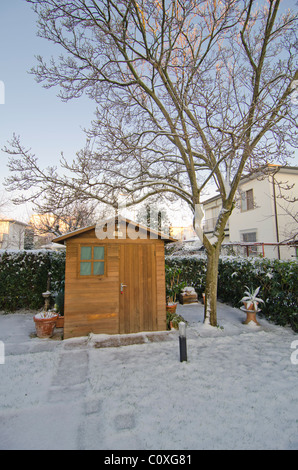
[203,217,229,233]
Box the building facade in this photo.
[202,165,298,260]
[0,219,29,250]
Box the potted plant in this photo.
[166,311,188,330]
[34,310,58,338]
[54,288,65,328]
[179,286,198,304]
[240,286,264,325]
[33,279,59,338]
[165,265,186,314]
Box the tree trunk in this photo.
[201,205,233,326]
[193,201,226,327]
[204,243,221,326]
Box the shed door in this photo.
[119,244,157,334]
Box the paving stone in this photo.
[114,412,136,431]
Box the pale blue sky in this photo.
[0,0,96,219]
[0,0,297,222]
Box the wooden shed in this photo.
[53,216,176,339]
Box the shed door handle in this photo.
[120,283,127,293]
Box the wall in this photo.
[202,197,229,242]
[229,168,298,260]
[229,176,275,244]
[0,220,27,249]
[274,169,298,243]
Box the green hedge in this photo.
[165,255,298,332]
[1,249,297,333]
[0,250,65,312]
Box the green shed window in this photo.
[94,246,105,260]
[81,246,92,260]
[80,246,105,276]
[93,262,105,275]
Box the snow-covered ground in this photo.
[0,302,297,450]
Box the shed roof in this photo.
[53,215,177,244]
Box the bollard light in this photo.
[179,321,187,362]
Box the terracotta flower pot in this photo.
[243,311,260,326]
[34,314,58,338]
[241,302,260,325]
[243,301,258,311]
[55,315,64,328]
[166,303,177,314]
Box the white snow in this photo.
[0,302,297,450]
[34,311,58,320]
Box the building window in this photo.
[241,231,258,256]
[241,189,254,212]
[79,245,105,276]
[203,206,220,232]
[242,232,256,243]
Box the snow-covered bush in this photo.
[165,256,207,297]
[218,257,298,331]
[0,250,65,312]
[165,255,298,332]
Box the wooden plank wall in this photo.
[64,237,120,338]
[155,242,167,331]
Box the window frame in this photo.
[240,188,254,212]
[241,231,258,256]
[241,231,257,243]
[78,244,106,278]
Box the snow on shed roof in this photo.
[53,215,177,244]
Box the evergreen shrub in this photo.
[165,255,298,332]
[1,250,297,333]
[0,250,65,312]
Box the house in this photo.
[53,215,176,339]
[29,213,83,249]
[0,219,29,250]
[202,165,298,260]
[169,225,197,241]
[202,195,230,243]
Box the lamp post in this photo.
[179,322,187,362]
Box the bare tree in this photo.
[3,0,297,326]
[0,190,12,217]
[269,166,298,243]
[29,200,99,238]
[136,202,172,235]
